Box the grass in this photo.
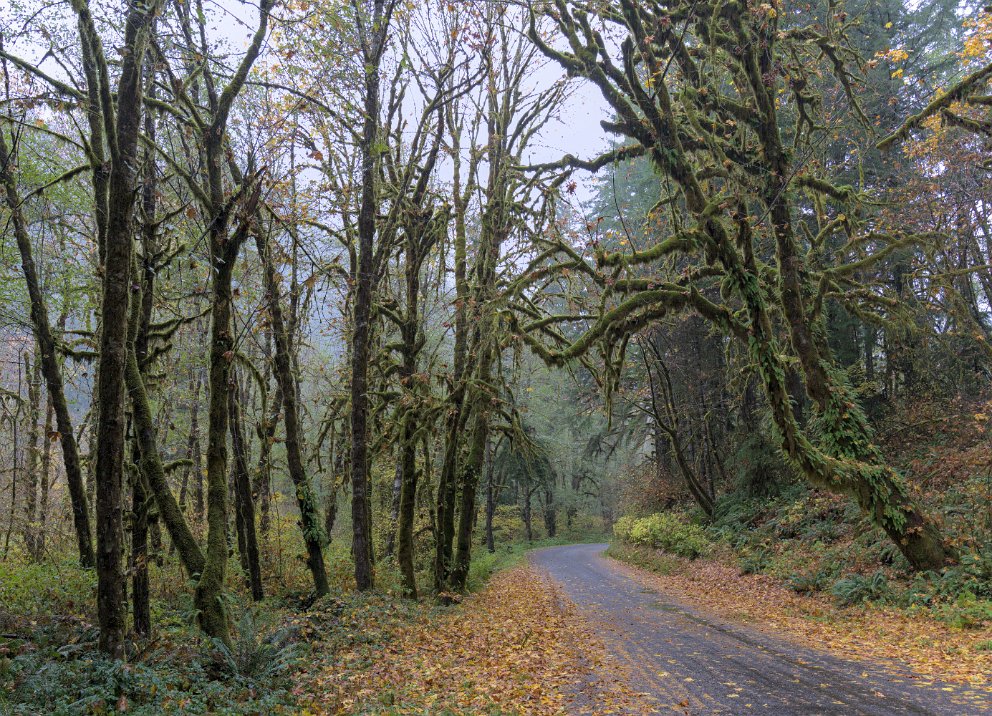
[604,542,682,576]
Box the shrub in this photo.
[738,547,772,575]
[489,505,531,544]
[209,609,300,683]
[613,512,712,559]
[935,591,992,630]
[939,550,992,600]
[612,515,637,543]
[788,570,833,594]
[831,571,890,606]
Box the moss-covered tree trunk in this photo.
[22,354,42,560]
[193,0,272,642]
[38,397,53,557]
[350,0,393,593]
[433,196,469,592]
[68,0,161,655]
[0,127,94,569]
[396,226,423,598]
[254,231,328,596]
[229,376,264,601]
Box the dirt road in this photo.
[531,543,990,715]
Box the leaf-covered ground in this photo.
[304,565,653,715]
[608,543,992,691]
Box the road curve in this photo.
[531,543,991,715]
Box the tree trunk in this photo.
[543,484,557,539]
[87,0,159,653]
[23,353,41,560]
[522,488,533,543]
[192,0,271,644]
[255,232,328,596]
[130,464,151,637]
[451,409,488,590]
[434,109,472,593]
[4,356,24,560]
[178,370,202,516]
[386,458,402,559]
[765,160,951,570]
[350,1,390,593]
[38,397,53,557]
[229,376,263,601]
[0,128,95,569]
[396,425,418,597]
[126,350,205,578]
[254,332,279,535]
[485,439,495,554]
[434,403,463,590]
[197,241,235,641]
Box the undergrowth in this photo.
[1,514,606,715]
[609,402,992,632]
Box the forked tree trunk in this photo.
[193,0,271,645]
[84,0,160,654]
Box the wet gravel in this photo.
[531,543,991,715]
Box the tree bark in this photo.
[350,0,391,593]
[484,439,496,554]
[23,353,41,560]
[74,0,160,655]
[542,483,557,539]
[177,370,203,518]
[229,375,263,600]
[38,397,53,557]
[130,463,151,637]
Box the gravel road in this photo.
[531,543,991,715]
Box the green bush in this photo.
[209,610,300,683]
[0,644,299,715]
[612,515,637,543]
[788,570,833,594]
[488,505,531,544]
[738,547,772,575]
[831,571,890,606]
[613,512,712,559]
[935,591,992,630]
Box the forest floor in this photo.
[302,562,655,715]
[534,543,992,715]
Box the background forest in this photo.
[0,0,990,712]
